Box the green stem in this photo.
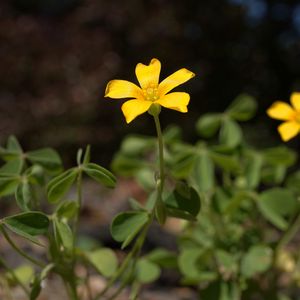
[93,220,151,300]
[0,255,30,296]
[0,226,46,268]
[73,170,83,239]
[84,265,93,300]
[153,114,165,193]
[153,114,167,224]
[93,113,166,300]
[105,228,149,300]
[129,280,141,300]
[63,278,79,300]
[276,212,300,254]
[106,279,128,300]
[65,169,82,300]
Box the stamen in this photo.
[143,85,159,102]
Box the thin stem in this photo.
[276,212,300,253]
[0,226,46,268]
[65,169,83,300]
[106,236,147,300]
[63,278,79,300]
[0,255,30,296]
[93,114,166,300]
[153,114,165,192]
[84,264,93,300]
[69,279,80,300]
[106,280,128,300]
[93,250,134,300]
[93,221,151,300]
[129,280,141,300]
[73,170,83,239]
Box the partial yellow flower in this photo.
[267,92,300,141]
[105,58,195,123]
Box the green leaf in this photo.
[263,147,297,167]
[27,148,62,173]
[210,152,240,173]
[0,159,23,174]
[201,281,240,300]
[261,165,287,185]
[215,250,238,275]
[3,212,49,244]
[257,188,298,230]
[6,264,34,285]
[285,171,300,195]
[120,135,155,155]
[136,168,155,191]
[26,165,45,185]
[56,201,79,220]
[83,163,116,188]
[136,258,161,283]
[226,93,257,121]
[163,125,182,142]
[277,294,292,300]
[110,211,149,249]
[54,218,73,251]
[86,248,118,278]
[170,151,197,178]
[191,152,215,192]
[47,169,78,203]
[111,153,147,176]
[219,119,242,148]
[76,148,83,165]
[128,198,145,211]
[0,175,20,197]
[30,264,54,300]
[223,191,252,216]
[7,135,23,153]
[178,248,204,279]
[15,181,33,211]
[164,183,201,221]
[245,152,263,188]
[240,245,273,278]
[196,113,222,138]
[213,187,232,213]
[146,248,177,268]
[83,145,91,164]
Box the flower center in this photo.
[143,84,159,101]
[294,111,300,123]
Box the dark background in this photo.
[1,0,300,166]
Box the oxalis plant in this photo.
[1,58,300,300]
[0,58,198,300]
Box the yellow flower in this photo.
[104,58,195,123]
[267,92,300,141]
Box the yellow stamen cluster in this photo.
[143,85,159,101]
[293,112,300,123]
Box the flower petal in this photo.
[158,68,195,96]
[121,99,152,123]
[278,121,300,142]
[290,92,300,111]
[156,92,190,112]
[135,58,161,89]
[105,80,142,99]
[266,101,294,121]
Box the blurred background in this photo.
[1,0,300,166]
